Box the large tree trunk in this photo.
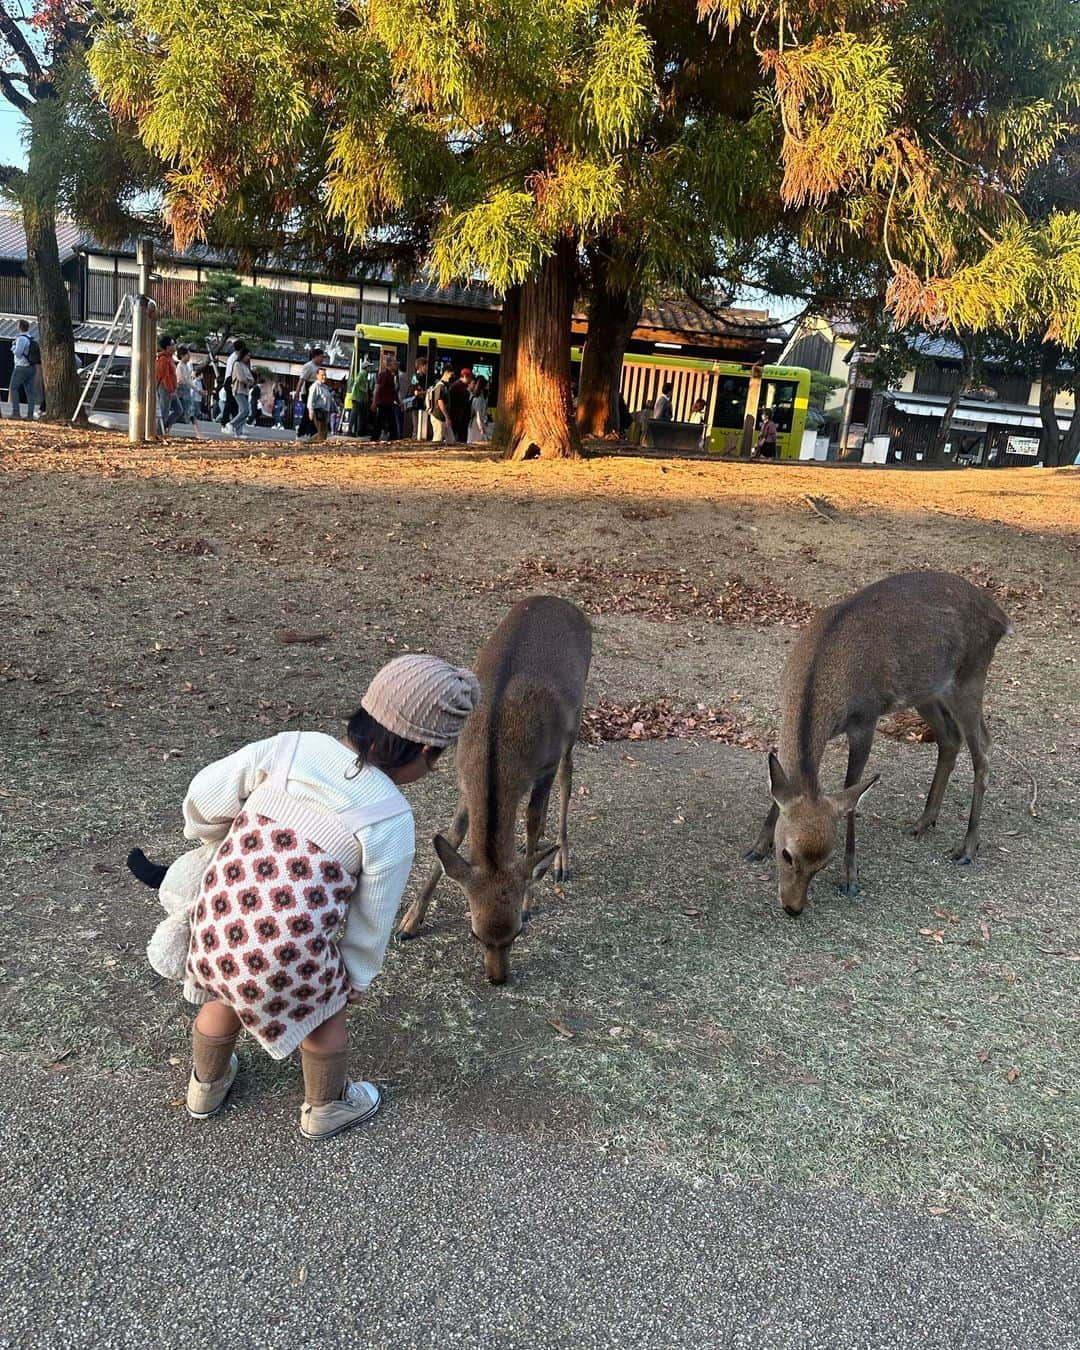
[1037,342,1063,466]
[928,347,971,463]
[22,199,79,422]
[576,250,639,438]
[491,284,521,453]
[1060,379,1080,466]
[503,237,579,461]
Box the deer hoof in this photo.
[950,846,977,866]
[396,926,421,943]
[838,880,861,898]
[743,848,766,863]
[902,819,934,839]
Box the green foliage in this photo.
[808,371,845,410]
[164,272,275,352]
[91,0,1080,350]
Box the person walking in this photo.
[295,348,325,440]
[155,335,183,435]
[272,383,286,428]
[467,374,490,443]
[8,318,41,420]
[752,409,779,459]
[228,348,255,436]
[372,356,401,442]
[174,346,204,438]
[307,367,334,442]
[133,655,481,1138]
[447,367,472,444]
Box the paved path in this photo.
[1,1061,1075,1350]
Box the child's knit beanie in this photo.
[362,654,481,747]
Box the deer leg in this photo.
[902,701,962,839]
[839,725,875,897]
[553,749,574,884]
[951,690,992,865]
[744,803,779,862]
[522,775,555,917]
[397,799,468,940]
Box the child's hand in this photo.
[346,988,364,1005]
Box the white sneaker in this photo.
[186,1053,239,1119]
[300,1080,382,1140]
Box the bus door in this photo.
[706,372,751,455]
[761,378,799,458]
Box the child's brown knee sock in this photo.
[191,1026,238,1084]
[301,1047,348,1106]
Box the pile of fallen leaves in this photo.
[580,698,769,749]
[959,564,1044,608]
[878,711,936,744]
[508,558,813,628]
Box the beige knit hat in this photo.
[361,654,481,748]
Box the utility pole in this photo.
[129,237,158,444]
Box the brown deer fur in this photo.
[747,571,1012,916]
[398,596,592,983]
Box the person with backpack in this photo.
[427,365,454,444]
[8,319,41,420]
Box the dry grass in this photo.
[1,422,1078,1228]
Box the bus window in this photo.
[763,380,797,433]
[713,375,750,428]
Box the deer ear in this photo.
[829,773,880,816]
[518,842,558,884]
[768,752,796,807]
[433,833,473,885]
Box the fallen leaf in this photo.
[681,906,704,917]
[548,1018,576,1040]
[793,1072,823,1086]
[278,630,330,645]
[928,1206,949,1217]
[1006,1066,1021,1084]
[92,862,117,875]
[976,1050,990,1064]
[979,919,990,943]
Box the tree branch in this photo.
[0,66,32,113]
[0,0,45,82]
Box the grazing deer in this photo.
[397,595,592,983]
[746,571,1012,916]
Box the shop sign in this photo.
[1007,435,1040,457]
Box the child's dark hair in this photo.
[345,707,443,776]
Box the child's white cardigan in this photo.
[146,731,416,987]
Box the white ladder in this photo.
[70,294,134,424]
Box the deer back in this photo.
[457,595,592,868]
[779,571,1011,791]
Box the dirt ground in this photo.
[1,423,1077,1229]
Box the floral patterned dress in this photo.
[184,732,406,1057]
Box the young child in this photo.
[134,655,480,1139]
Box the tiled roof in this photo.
[0,213,83,264]
[400,280,787,341]
[400,279,501,310]
[636,297,787,342]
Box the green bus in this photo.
[340,323,812,457]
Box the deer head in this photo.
[767,753,879,916]
[433,834,558,983]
